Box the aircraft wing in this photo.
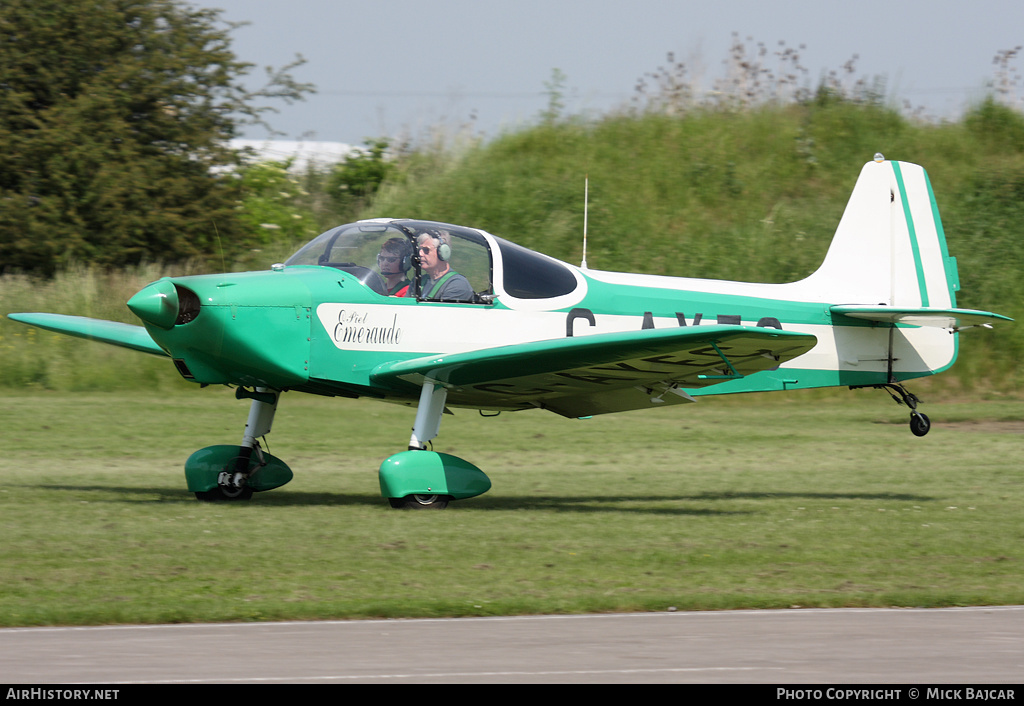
[371,325,817,417]
[7,313,168,357]
[831,305,1013,330]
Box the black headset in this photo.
[379,238,413,272]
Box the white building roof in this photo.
[230,139,355,171]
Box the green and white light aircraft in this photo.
[9,157,1011,508]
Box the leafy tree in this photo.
[325,138,396,220]
[235,158,318,249]
[0,0,313,274]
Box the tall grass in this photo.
[0,264,192,391]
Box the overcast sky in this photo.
[201,0,1024,147]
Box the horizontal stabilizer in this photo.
[7,313,168,357]
[831,306,1013,331]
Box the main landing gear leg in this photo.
[858,382,931,437]
[186,387,293,501]
[194,387,279,501]
[390,381,451,509]
[232,387,279,488]
[408,381,447,450]
[378,381,491,509]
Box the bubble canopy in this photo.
[284,219,580,302]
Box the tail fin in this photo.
[778,158,1009,387]
[795,157,959,308]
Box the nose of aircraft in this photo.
[127,278,180,329]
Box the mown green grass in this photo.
[2,388,1021,626]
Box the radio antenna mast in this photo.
[581,175,589,269]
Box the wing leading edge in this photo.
[7,313,168,357]
[371,325,817,417]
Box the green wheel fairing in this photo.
[379,451,491,501]
[185,445,294,493]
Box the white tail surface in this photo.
[789,158,958,308]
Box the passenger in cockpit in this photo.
[409,229,475,301]
[377,237,413,296]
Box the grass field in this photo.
[2,386,1021,627]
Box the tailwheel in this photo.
[388,494,451,510]
[852,382,932,437]
[910,411,931,437]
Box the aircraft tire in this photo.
[909,412,931,437]
[194,486,255,502]
[388,494,450,510]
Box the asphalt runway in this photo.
[1,606,1021,684]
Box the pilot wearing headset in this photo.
[377,237,414,296]
[408,229,474,301]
